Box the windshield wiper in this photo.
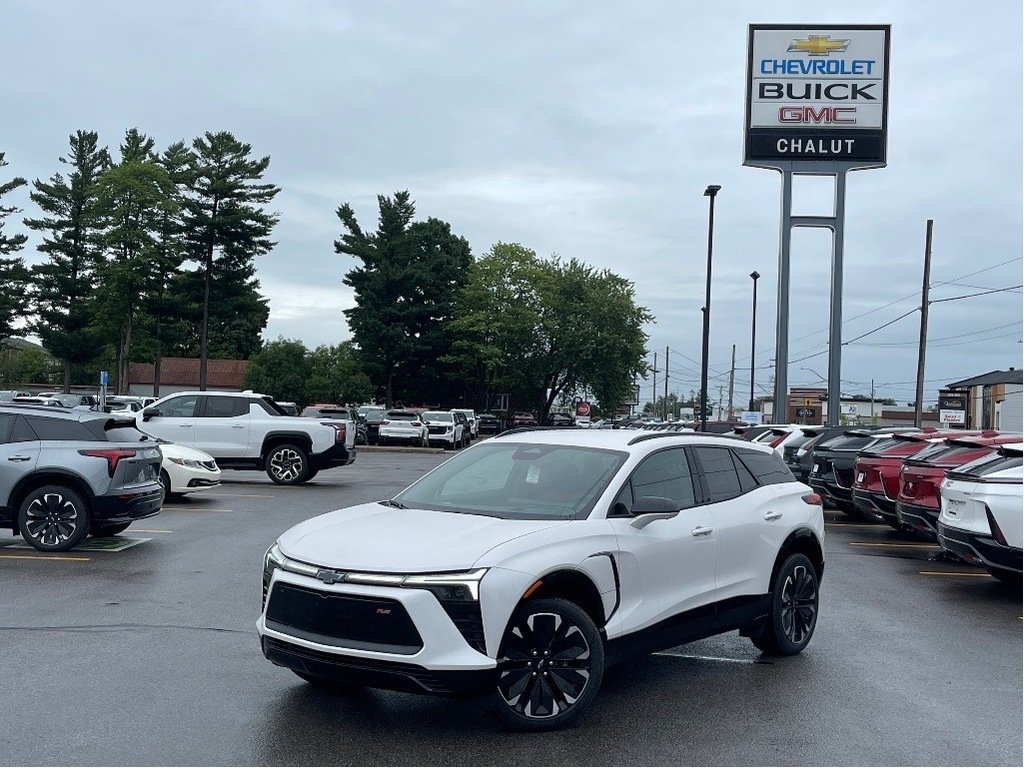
[378,499,408,509]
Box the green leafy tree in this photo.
[25,130,111,391]
[183,131,279,387]
[305,342,373,404]
[449,245,652,421]
[244,338,310,405]
[94,129,179,392]
[0,152,29,342]
[336,191,472,407]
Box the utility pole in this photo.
[870,378,876,424]
[727,344,736,422]
[914,219,933,427]
[651,352,658,417]
[664,346,670,421]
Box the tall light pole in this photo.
[700,184,721,433]
[748,270,760,412]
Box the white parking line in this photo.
[0,554,90,562]
[131,529,172,534]
[161,507,233,512]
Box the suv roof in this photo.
[491,427,774,453]
[0,403,110,422]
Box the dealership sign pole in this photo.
[744,24,890,426]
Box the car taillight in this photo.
[986,507,1008,546]
[78,448,137,477]
[321,422,346,444]
[411,421,422,427]
[802,493,823,506]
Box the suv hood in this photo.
[277,502,571,572]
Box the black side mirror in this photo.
[142,407,160,422]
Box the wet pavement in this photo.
[1,451,1020,766]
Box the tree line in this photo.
[0,130,278,392]
[2,136,653,420]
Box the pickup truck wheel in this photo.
[266,444,310,485]
[18,485,91,552]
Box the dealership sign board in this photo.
[744,24,890,166]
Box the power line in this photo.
[930,284,1023,304]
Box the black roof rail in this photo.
[627,431,721,445]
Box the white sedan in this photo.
[159,442,221,497]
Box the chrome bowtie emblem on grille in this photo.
[315,569,344,585]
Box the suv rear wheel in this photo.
[488,598,604,731]
[266,444,310,485]
[18,485,91,552]
[751,552,819,656]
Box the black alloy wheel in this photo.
[751,552,819,656]
[91,522,131,537]
[17,485,91,552]
[489,598,604,731]
[266,444,309,485]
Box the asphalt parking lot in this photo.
[1,449,1020,766]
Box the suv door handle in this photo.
[179,423,193,427]
[691,526,713,537]
[7,455,32,462]
[231,425,246,429]
[763,511,783,521]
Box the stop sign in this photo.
[575,401,591,417]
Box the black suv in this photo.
[0,405,164,551]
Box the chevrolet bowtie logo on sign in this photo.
[788,35,850,56]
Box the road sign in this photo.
[575,401,591,418]
[803,398,815,406]
[100,370,109,386]
[796,407,815,418]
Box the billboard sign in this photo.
[744,24,890,166]
[939,409,966,425]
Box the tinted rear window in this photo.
[947,452,1023,479]
[386,411,418,421]
[24,416,96,441]
[735,448,794,485]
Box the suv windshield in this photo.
[394,442,628,520]
[422,411,452,422]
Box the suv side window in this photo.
[159,396,199,418]
[9,415,36,443]
[0,413,14,443]
[24,416,95,441]
[202,396,251,418]
[692,446,742,503]
[617,448,696,513]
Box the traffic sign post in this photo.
[99,370,108,412]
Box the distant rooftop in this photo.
[947,369,1022,389]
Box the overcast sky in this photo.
[3,0,1021,408]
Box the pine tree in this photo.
[24,131,110,391]
[94,129,179,392]
[0,152,29,342]
[182,131,279,386]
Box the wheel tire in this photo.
[265,443,310,485]
[751,553,820,656]
[91,522,131,537]
[17,485,91,552]
[488,597,604,731]
[293,670,363,691]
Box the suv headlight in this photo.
[404,569,487,601]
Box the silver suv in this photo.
[0,405,164,551]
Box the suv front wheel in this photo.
[488,598,604,731]
[18,485,91,552]
[265,444,310,485]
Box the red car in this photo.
[851,429,960,528]
[896,432,1021,538]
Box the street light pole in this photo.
[749,270,760,412]
[700,184,721,433]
